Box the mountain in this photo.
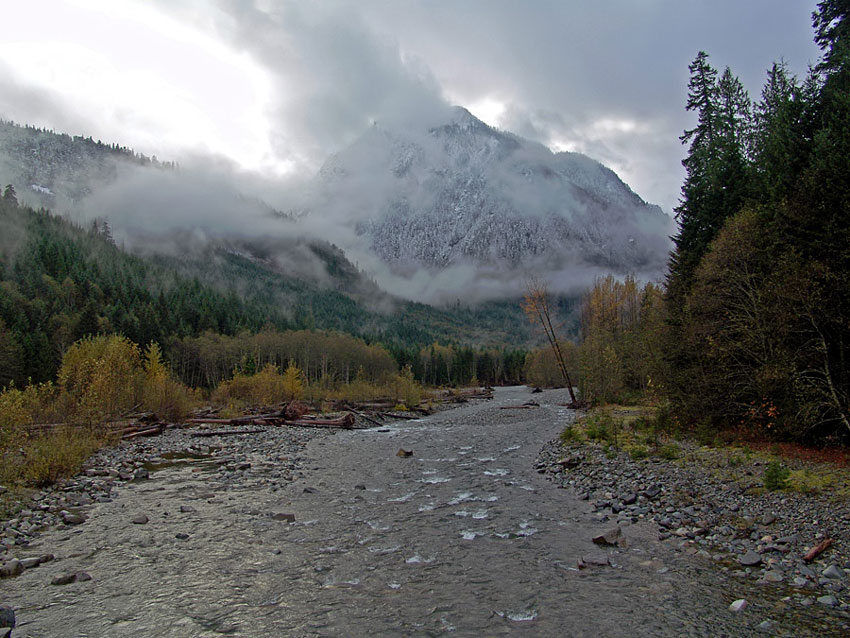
[305,106,674,280]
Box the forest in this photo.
[578,0,850,444]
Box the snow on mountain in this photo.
[304,106,674,281]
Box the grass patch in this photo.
[764,460,790,491]
[1,426,115,489]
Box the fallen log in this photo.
[122,426,163,440]
[284,413,355,428]
[191,428,266,438]
[347,410,384,428]
[185,412,283,425]
[803,538,833,563]
[379,412,420,420]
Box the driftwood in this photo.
[122,426,163,440]
[186,411,283,425]
[347,409,383,428]
[803,538,833,563]
[191,428,266,438]
[380,411,420,420]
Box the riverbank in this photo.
[537,409,850,630]
[2,387,849,636]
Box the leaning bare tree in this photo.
[522,277,578,405]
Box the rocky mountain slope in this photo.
[305,107,674,277]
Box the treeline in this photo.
[0,199,293,386]
[577,2,850,443]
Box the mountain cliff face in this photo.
[307,107,673,276]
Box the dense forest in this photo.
[0,195,537,390]
[577,1,850,444]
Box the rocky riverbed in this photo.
[1,387,849,636]
[537,422,850,633]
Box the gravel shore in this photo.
[537,427,850,624]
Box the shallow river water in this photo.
[1,387,832,636]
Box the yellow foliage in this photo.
[59,335,143,423]
[282,361,304,400]
[141,342,195,422]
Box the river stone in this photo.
[757,620,774,632]
[740,550,762,567]
[729,599,748,612]
[179,505,196,513]
[61,511,85,525]
[272,513,296,523]
[579,552,610,568]
[20,557,41,569]
[817,594,838,607]
[51,572,77,585]
[131,514,149,525]
[0,560,23,578]
[760,513,776,525]
[823,564,845,580]
[0,606,14,629]
[592,526,622,547]
[762,570,784,583]
[175,533,190,540]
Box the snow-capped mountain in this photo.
[306,106,673,277]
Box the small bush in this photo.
[764,460,790,491]
[657,444,679,460]
[629,445,649,460]
[560,425,582,445]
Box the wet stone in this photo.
[740,550,762,567]
[823,564,845,580]
[0,560,23,578]
[729,599,748,612]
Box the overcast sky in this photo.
[0,0,822,213]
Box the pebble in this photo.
[51,571,91,586]
[823,564,845,580]
[0,606,14,629]
[131,514,149,525]
[729,599,748,612]
[0,560,23,578]
[740,550,762,567]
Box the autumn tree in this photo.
[522,278,577,403]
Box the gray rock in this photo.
[578,552,610,568]
[131,514,149,525]
[740,550,762,567]
[757,620,774,632]
[729,599,748,612]
[0,560,23,578]
[61,511,85,525]
[592,526,623,547]
[817,594,838,607]
[0,605,14,629]
[823,564,845,580]
[272,513,296,523]
[51,572,77,585]
[799,565,816,579]
[179,505,196,513]
[762,570,783,584]
[175,533,190,540]
[354,484,366,490]
[760,513,776,525]
[20,557,41,569]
